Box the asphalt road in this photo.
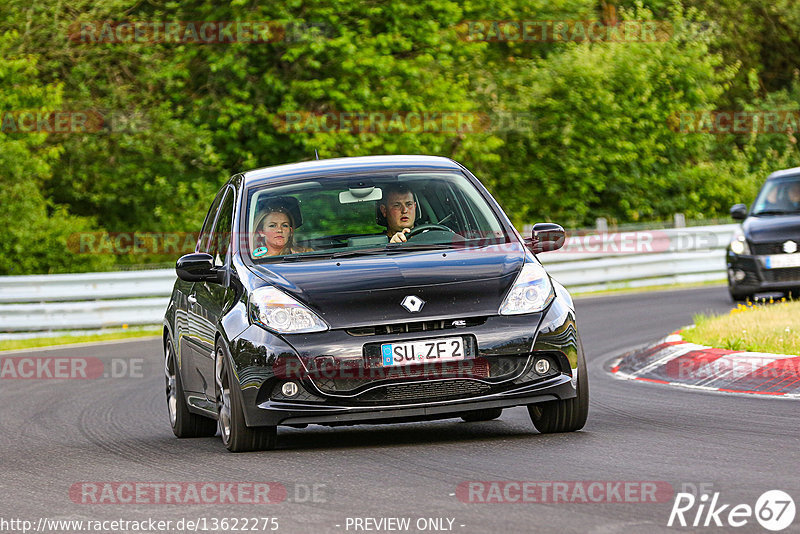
[1,285,798,534]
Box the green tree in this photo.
[0,31,113,274]
[474,5,738,226]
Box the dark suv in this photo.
[163,155,588,451]
[727,167,800,301]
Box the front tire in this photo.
[729,286,753,303]
[216,342,277,452]
[165,338,217,438]
[527,338,589,434]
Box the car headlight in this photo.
[499,262,554,315]
[249,286,328,334]
[730,229,750,255]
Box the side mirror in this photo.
[529,222,566,253]
[730,204,748,221]
[176,253,223,283]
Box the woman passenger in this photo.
[252,206,311,257]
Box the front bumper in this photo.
[249,374,575,426]
[727,252,800,294]
[224,293,581,428]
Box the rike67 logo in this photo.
[668,490,795,531]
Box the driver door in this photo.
[188,186,236,407]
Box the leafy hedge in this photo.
[0,0,798,273]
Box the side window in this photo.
[209,188,235,267]
[196,188,226,253]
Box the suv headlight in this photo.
[499,262,554,315]
[730,228,750,255]
[249,286,328,334]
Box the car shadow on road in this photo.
[270,417,590,452]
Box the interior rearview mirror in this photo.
[339,181,383,204]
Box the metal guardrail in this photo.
[537,224,736,293]
[0,224,737,333]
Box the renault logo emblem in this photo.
[784,240,798,254]
[401,295,425,313]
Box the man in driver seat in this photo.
[379,184,417,243]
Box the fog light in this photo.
[734,270,746,282]
[534,358,551,375]
[281,381,299,397]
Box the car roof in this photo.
[767,166,800,180]
[241,155,463,187]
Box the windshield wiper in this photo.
[389,243,453,251]
[277,252,334,262]
[274,244,454,262]
[752,209,798,216]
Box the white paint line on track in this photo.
[609,369,798,400]
[0,335,161,355]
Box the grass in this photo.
[0,327,161,352]
[682,298,800,355]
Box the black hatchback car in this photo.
[727,167,800,301]
[163,155,588,451]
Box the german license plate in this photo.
[381,337,465,367]
[763,254,800,269]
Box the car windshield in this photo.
[244,172,510,261]
[751,176,800,215]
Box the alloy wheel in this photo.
[216,347,232,443]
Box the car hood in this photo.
[248,244,527,329]
[744,214,800,243]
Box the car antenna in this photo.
[314,148,319,160]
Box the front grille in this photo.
[310,356,493,394]
[346,317,486,336]
[751,242,785,255]
[762,267,800,283]
[354,380,491,403]
[309,351,530,394]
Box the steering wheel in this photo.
[407,224,454,239]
